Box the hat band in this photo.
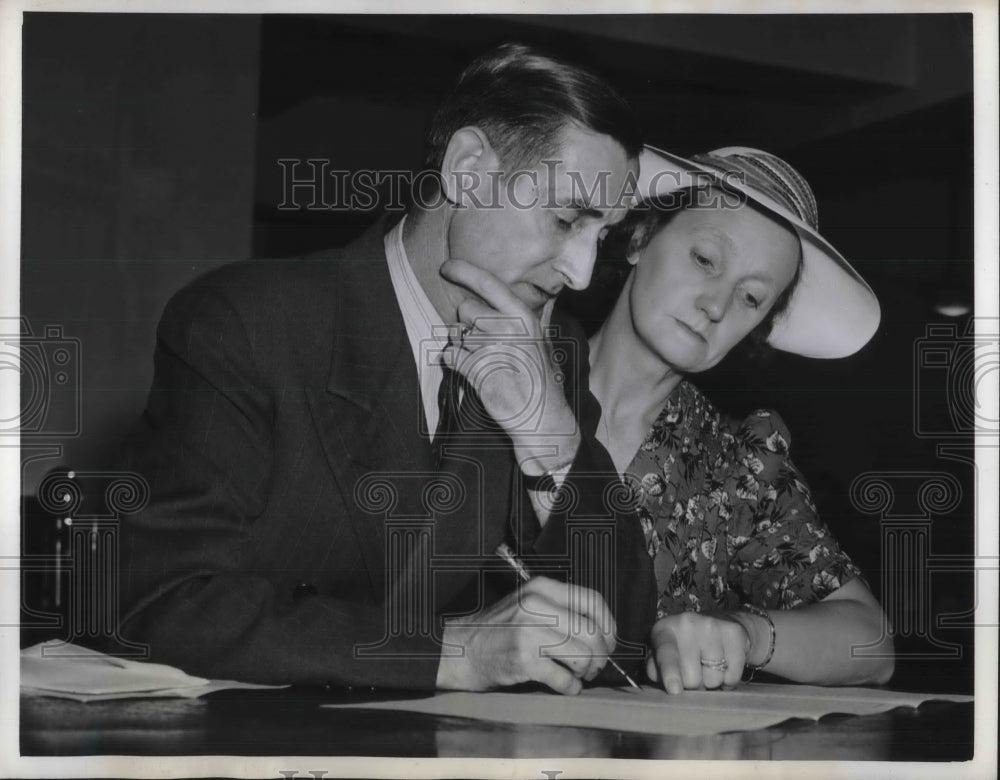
[690,152,819,230]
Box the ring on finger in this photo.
[700,657,728,672]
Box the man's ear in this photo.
[439,126,497,207]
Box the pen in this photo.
[495,542,640,690]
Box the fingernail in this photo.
[667,680,682,695]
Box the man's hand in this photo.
[646,611,756,694]
[439,259,581,476]
[435,577,617,695]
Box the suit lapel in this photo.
[305,220,436,604]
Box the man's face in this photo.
[444,124,637,319]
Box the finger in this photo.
[694,619,728,690]
[721,622,749,689]
[441,259,530,317]
[699,646,727,691]
[540,632,606,682]
[457,300,534,339]
[455,299,494,332]
[521,578,617,654]
[517,588,614,683]
[675,630,704,691]
[653,633,685,695]
[645,653,659,683]
[560,612,610,682]
[531,598,610,682]
[533,657,583,696]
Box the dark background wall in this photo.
[19,13,977,691]
[20,13,262,486]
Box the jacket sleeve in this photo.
[521,310,657,675]
[117,281,443,688]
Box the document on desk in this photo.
[20,641,287,702]
[323,683,973,737]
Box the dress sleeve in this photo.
[726,409,865,610]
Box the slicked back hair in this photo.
[424,43,642,175]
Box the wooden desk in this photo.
[20,686,973,761]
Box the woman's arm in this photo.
[646,577,894,692]
[740,577,893,685]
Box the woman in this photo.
[589,146,893,692]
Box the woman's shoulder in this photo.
[729,407,793,460]
[667,381,793,451]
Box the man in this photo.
[117,43,655,695]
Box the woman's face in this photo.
[628,203,801,373]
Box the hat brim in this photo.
[637,145,881,359]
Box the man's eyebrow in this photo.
[552,199,611,220]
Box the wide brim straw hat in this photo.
[636,145,881,359]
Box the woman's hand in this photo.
[646,611,756,694]
[647,582,894,690]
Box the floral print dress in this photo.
[624,380,863,619]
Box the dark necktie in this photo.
[428,366,513,613]
[433,366,466,458]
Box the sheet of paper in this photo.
[20,641,287,701]
[322,683,973,738]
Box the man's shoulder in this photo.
[156,217,395,358]
[161,218,390,322]
[186,219,390,300]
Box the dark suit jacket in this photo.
[118,218,654,688]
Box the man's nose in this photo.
[553,233,599,291]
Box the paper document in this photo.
[21,641,287,702]
[323,683,973,737]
